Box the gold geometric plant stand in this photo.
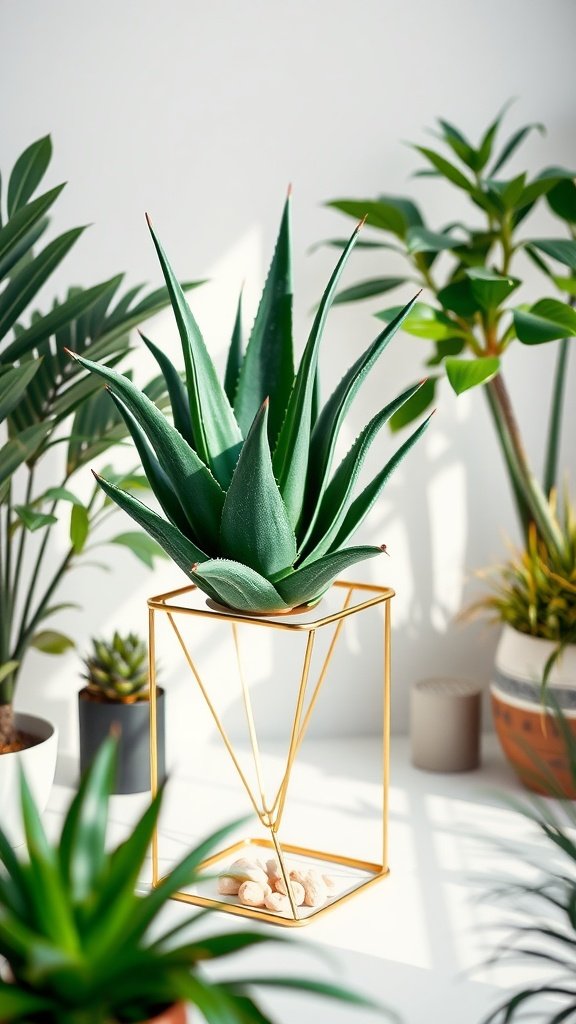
[148,579,393,926]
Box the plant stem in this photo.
[544,336,570,498]
[14,547,75,664]
[11,466,35,642]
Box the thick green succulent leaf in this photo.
[235,196,293,444]
[530,238,576,271]
[139,332,194,446]
[376,301,464,341]
[93,474,207,578]
[514,299,576,345]
[332,277,407,305]
[220,400,296,576]
[0,183,64,268]
[445,356,501,394]
[273,222,362,528]
[106,391,191,535]
[146,216,242,486]
[0,227,85,341]
[465,267,519,309]
[70,353,224,549]
[7,136,52,216]
[59,736,117,904]
[303,295,420,539]
[0,360,41,423]
[330,414,433,552]
[224,288,243,404]
[276,545,384,608]
[192,559,288,613]
[303,381,426,562]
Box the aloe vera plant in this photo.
[72,197,430,614]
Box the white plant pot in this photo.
[491,625,576,795]
[0,713,58,846]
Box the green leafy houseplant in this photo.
[82,632,149,702]
[322,109,576,578]
[0,736,382,1023]
[71,196,431,614]
[0,136,202,746]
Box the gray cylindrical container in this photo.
[78,687,165,794]
[411,678,482,772]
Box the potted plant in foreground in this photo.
[78,631,166,793]
[0,136,198,839]
[0,737,383,1023]
[321,108,576,791]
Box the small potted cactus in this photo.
[78,631,165,794]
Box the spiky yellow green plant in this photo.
[473,496,576,643]
[82,632,148,701]
[70,197,430,614]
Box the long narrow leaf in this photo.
[0,184,64,267]
[0,361,42,423]
[224,289,243,405]
[235,195,293,443]
[220,400,296,576]
[146,216,242,486]
[139,331,194,446]
[7,136,52,216]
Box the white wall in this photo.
[2,0,576,750]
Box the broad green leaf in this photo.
[14,505,57,532]
[93,474,208,579]
[406,227,458,254]
[43,486,84,506]
[0,183,64,269]
[303,382,426,562]
[220,400,296,576]
[7,136,52,216]
[376,301,464,341]
[235,196,293,444]
[224,288,243,404]
[326,199,406,236]
[547,178,576,223]
[530,239,576,271]
[437,278,480,318]
[303,300,421,541]
[0,227,85,341]
[445,356,500,394]
[146,216,242,486]
[489,123,544,176]
[331,414,433,550]
[0,360,41,422]
[499,173,527,210]
[465,267,519,310]
[273,222,363,528]
[333,277,407,304]
[514,298,576,345]
[413,146,474,191]
[70,353,225,549]
[552,275,576,297]
[0,422,51,488]
[376,193,424,228]
[426,338,465,366]
[0,661,19,685]
[192,560,288,612]
[106,391,191,535]
[30,630,75,655]
[139,331,194,446]
[110,531,167,568]
[70,503,89,553]
[59,737,117,904]
[390,378,437,432]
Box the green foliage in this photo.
[82,631,149,700]
[0,738,383,1023]
[323,108,576,602]
[77,196,430,614]
[471,499,576,644]
[0,137,196,715]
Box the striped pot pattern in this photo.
[491,625,576,797]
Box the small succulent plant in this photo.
[71,196,430,613]
[82,631,149,701]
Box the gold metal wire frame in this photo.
[148,579,393,926]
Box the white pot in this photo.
[0,713,58,846]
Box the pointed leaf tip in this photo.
[287,182,293,197]
[380,544,390,555]
[359,215,368,229]
[63,347,77,360]
[145,212,153,228]
[191,562,199,572]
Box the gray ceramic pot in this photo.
[78,687,165,794]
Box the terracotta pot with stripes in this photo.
[491,625,576,797]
